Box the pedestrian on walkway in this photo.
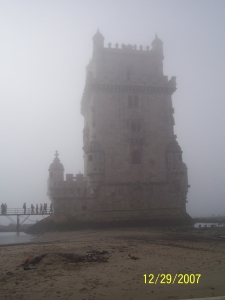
[1,203,4,214]
[36,204,38,214]
[23,203,26,214]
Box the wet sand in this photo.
[0,227,225,300]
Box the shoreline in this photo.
[0,227,225,300]
[1,225,225,247]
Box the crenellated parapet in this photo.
[48,174,88,199]
[92,30,163,56]
[47,152,89,200]
[106,42,152,52]
[80,31,176,116]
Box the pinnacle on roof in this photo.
[92,29,104,41]
[53,150,60,163]
[151,34,163,46]
[48,150,64,171]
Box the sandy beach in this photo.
[0,227,225,300]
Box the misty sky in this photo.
[0,0,225,222]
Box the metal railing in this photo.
[0,208,53,215]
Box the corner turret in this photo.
[92,29,104,52]
[151,34,163,57]
[47,151,64,190]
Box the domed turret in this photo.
[92,29,104,52]
[151,34,163,56]
[48,151,64,188]
[49,151,64,172]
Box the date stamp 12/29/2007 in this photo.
[143,274,201,285]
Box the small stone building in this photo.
[47,30,191,226]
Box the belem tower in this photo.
[47,30,191,226]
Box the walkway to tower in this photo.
[0,208,53,231]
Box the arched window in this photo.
[132,150,141,164]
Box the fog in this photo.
[0,0,225,224]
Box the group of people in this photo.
[23,203,53,214]
[1,203,53,215]
[1,203,7,214]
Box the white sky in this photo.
[0,0,225,222]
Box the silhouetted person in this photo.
[31,204,34,214]
[4,203,7,214]
[23,203,26,214]
[1,203,4,215]
[50,203,53,213]
[36,204,38,214]
[2,203,6,214]
[40,204,43,214]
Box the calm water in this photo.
[0,232,35,245]
[0,223,224,246]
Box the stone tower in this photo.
[47,31,190,225]
[47,151,64,201]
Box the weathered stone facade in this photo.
[47,30,190,226]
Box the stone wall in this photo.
[47,31,190,226]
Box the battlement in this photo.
[92,30,163,59]
[104,43,153,53]
[48,173,88,199]
[65,173,85,183]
